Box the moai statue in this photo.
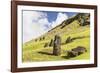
[66,36,72,43]
[53,35,61,56]
[49,39,54,47]
[44,43,48,48]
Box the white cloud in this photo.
[23,11,68,43]
[23,11,50,43]
[51,13,68,27]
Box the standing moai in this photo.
[53,35,61,56]
[49,39,54,47]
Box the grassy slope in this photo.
[22,20,90,62]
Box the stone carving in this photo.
[53,35,61,56]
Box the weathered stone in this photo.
[72,46,87,55]
[66,36,72,43]
[53,35,61,56]
[67,46,87,57]
[67,50,78,57]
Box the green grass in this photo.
[22,20,90,62]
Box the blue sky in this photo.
[22,10,77,43]
[42,11,77,23]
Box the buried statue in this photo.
[52,35,87,57]
[67,46,87,57]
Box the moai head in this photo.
[54,35,61,45]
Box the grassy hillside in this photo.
[22,13,90,62]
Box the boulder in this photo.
[67,50,78,57]
[72,46,87,55]
[67,46,87,58]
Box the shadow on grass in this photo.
[38,51,53,56]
